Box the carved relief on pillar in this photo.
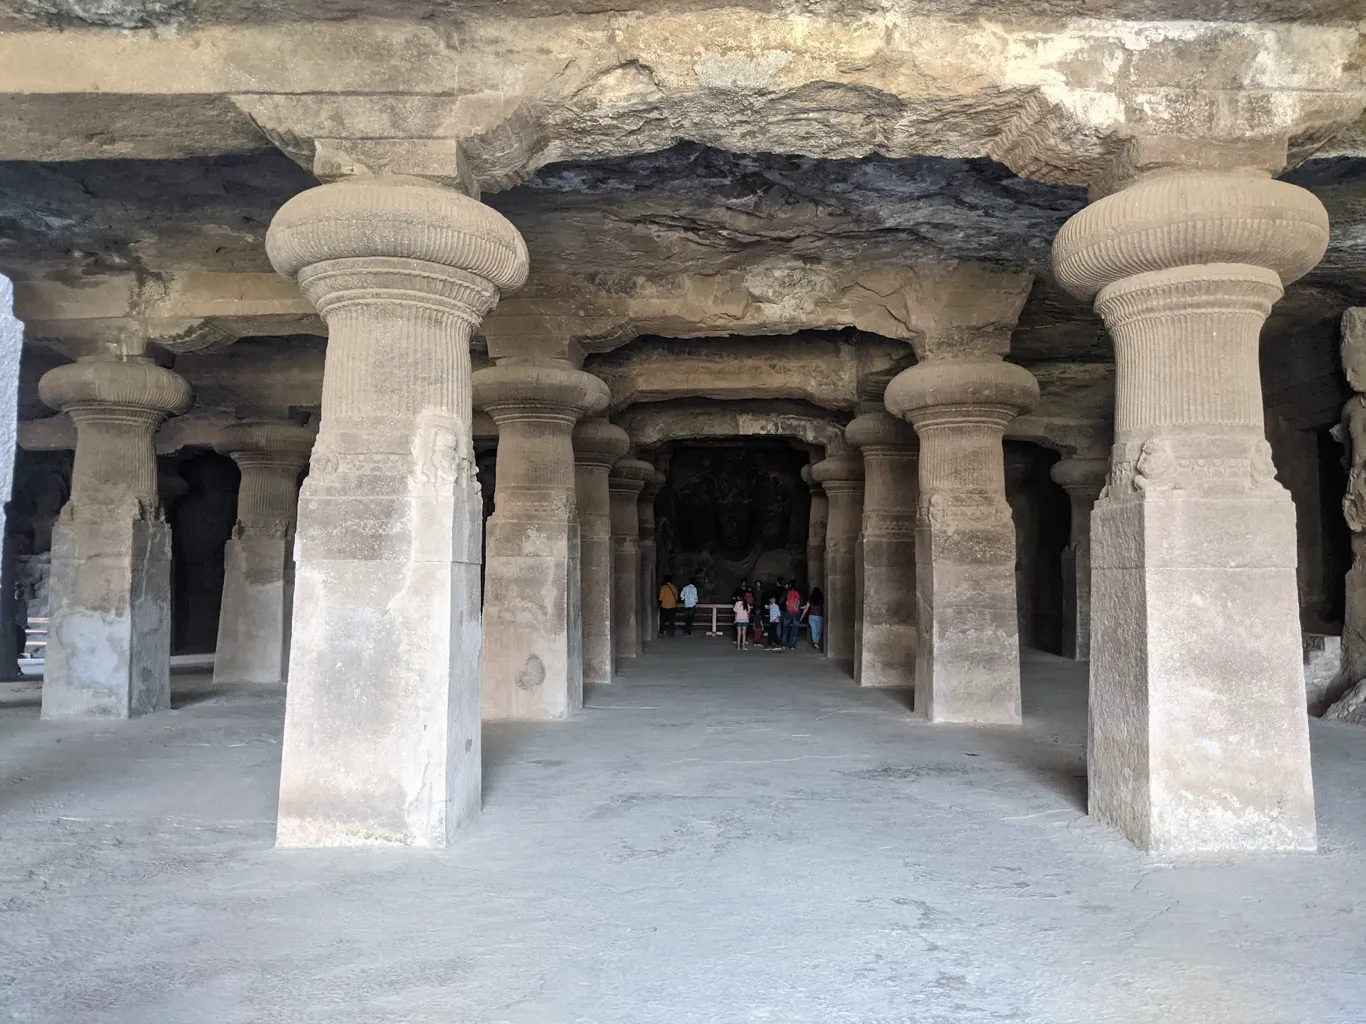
[265,174,529,847]
[1052,160,1329,853]
[472,360,609,721]
[216,420,316,539]
[39,358,192,523]
[884,353,1038,724]
[574,417,630,688]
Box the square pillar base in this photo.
[857,534,918,687]
[915,511,1021,724]
[42,515,172,719]
[276,479,482,848]
[214,534,292,686]
[1089,492,1316,853]
[481,514,580,721]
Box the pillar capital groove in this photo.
[1050,456,1109,499]
[573,417,630,470]
[1053,173,1329,303]
[217,419,316,469]
[40,356,192,423]
[608,457,655,496]
[472,362,610,425]
[883,358,1039,430]
[844,408,918,451]
[810,453,864,492]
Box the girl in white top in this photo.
[733,595,750,649]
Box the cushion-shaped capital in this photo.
[472,363,610,422]
[1053,173,1328,301]
[884,358,1038,424]
[1050,456,1111,496]
[844,409,918,450]
[266,176,529,292]
[573,417,631,467]
[216,420,317,465]
[39,358,192,418]
[609,457,656,493]
[810,453,865,486]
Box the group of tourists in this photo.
[730,579,823,653]
[654,574,825,653]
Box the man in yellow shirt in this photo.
[658,575,680,637]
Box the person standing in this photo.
[782,579,802,650]
[766,595,781,650]
[658,575,680,637]
[732,591,750,650]
[679,578,699,635]
[804,587,825,651]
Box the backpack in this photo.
[785,588,801,614]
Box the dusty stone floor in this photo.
[1,644,1364,1024]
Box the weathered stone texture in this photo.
[810,453,864,672]
[573,417,629,688]
[37,356,192,718]
[845,408,919,688]
[609,457,654,664]
[886,356,1038,724]
[213,419,314,687]
[474,361,608,721]
[1055,168,1326,854]
[266,175,527,848]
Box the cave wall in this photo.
[656,444,810,603]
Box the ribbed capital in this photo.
[1053,173,1329,301]
[810,453,865,491]
[884,358,1038,428]
[472,363,610,425]
[573,417,630,470]
[1051,456,1109,497]
[641,469,667,501]
[608,457,655,496]
[266,176,528,290]
[844,409,919,451]
[39,358,192,419]
[217,420,317,469]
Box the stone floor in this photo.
[1,642,1364,1024]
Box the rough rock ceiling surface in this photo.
[0,0,1361,31]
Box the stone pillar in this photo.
[1004,451,1038,650]
[638,468,666,645]
[37,356,192,718]
[1053,166,1327,853]
[801,463,828,593]
[810,452,864,671]
[573,417,629,687]
[265,176,528,847]
[1050,456,1107,662]
[212,421,314,686]
[885,357,1038,724]
[0,278,21,680]
[845,409,920,687]
[609,457,654,664]
[473,361,608,720]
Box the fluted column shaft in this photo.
[846,411,920,687]
[1053,169,1328,853]
[1050,457,1107,662]
[885,357,1039,724]
[810,454,864,670]
[265,176,528,848]
[801,463,828,593]
[38,356,192,719]
[473,361,608,721]
[213,421,314,687]
[609,458,653,665]
[574,419,629,687]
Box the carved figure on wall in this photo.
[1327,308,1366,724]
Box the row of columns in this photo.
[29,154,1331,856]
